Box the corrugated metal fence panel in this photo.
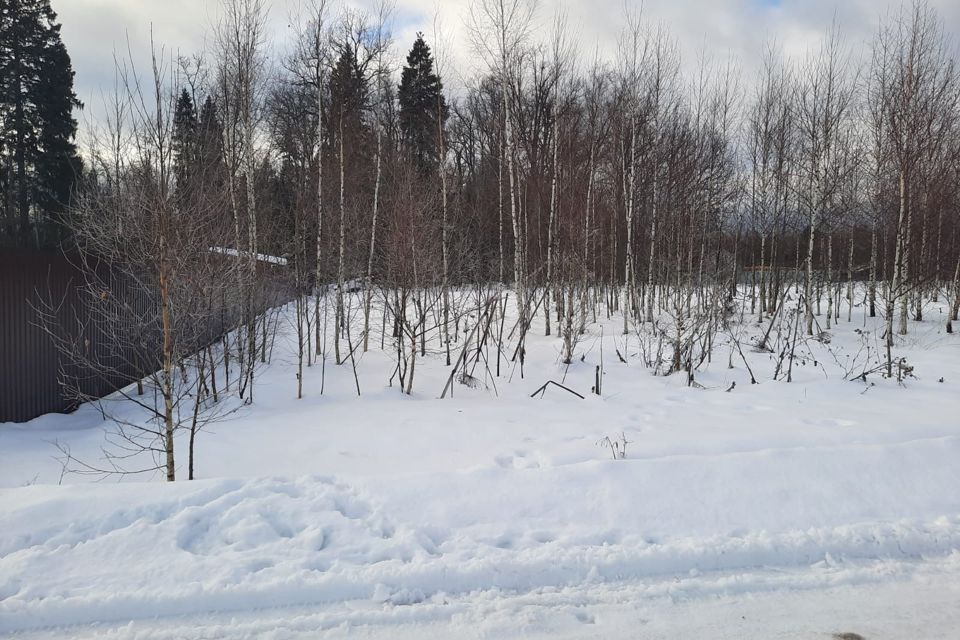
[2,250,293,424]
[1,251,72,422]
[0,250,150,423]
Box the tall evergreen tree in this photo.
[198,96,224,161]
[0,0,81,246]
[328,43,369,152]
[398,33,448,174]
[172,89,199,199]
[197,96,227,187]
[327,41,372,204]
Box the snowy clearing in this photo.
[2,291,960,638]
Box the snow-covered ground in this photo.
[2,288,960,638]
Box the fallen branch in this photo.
[530,380,585,400]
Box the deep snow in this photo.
[2,287,960,638]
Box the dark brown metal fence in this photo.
[2,249,293,424]
[0,250,145,423]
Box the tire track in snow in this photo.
[2,473,960,634]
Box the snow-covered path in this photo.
[4,435,960,637]
[2,294,960,637]
[9,553,960,639]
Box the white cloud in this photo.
[54,0,960,123]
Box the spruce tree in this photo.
[0,0,81,246]
[327,42,371,190]
[198,97,224,161]
[328,43,369,151]
[398,33,448,174]
[197,96,226,184]
[172,89,199,198]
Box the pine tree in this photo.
[0,0,81,246]
[398,34,448,174]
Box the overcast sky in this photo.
[55,0,960,130]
